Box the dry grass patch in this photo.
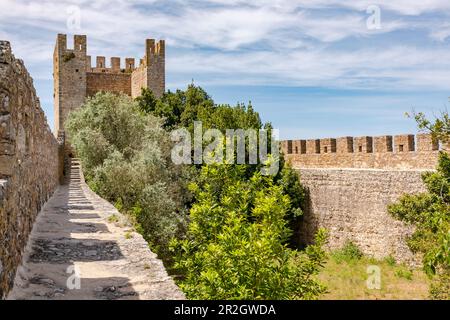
[317,243,430,300]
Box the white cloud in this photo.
[166,44,450,91]
[1,0,450,91]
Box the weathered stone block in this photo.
[374,135,393,152]
[111,57,120,71]
[417,133,438,151]
[96,56,106,68]
[336,136,353,153]
[354,136,373,153]
[394,134,415,152]
[320,138,336,153]
[280,140,289,155]
[306,139,320,154]
[293,140,306,154]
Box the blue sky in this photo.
[2,0,450,139]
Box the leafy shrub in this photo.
[137,85,327,298]
[138,85,307,246]
[68,87,325,300]
[331,241,363,264]
[384,255,396,266]
[171,163,328,299]
[388,153,450,299]
[395,267,413,280]
[65,92,190,259]
[389,112,450,299]
[430,270,450,300]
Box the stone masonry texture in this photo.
[282,134,441,264]
[1,40,182,300]
[8,161,184,300]
[0,33,443,298]
[281,134,440,170]
[298,168,425,264]
[0,41,64,298]
[54,34,165,142]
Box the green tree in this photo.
[67,87,321,299]
[389,112,450,299]
[411,111,450,144]
[171,163,327,299]
[137,84,306,245]
[65,92,191,259]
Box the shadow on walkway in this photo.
[7,160,184,300]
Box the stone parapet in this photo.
[0,41,63,298]
[282,133,440,170]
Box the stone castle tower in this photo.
[53,34,165,137]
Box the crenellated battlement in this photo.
[81,38,164,75]
[86,55,135,73]
[54,34,165,140]
[281,133,441,170]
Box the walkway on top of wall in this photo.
[7,160,184,300]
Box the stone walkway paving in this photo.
[8,160,184,300]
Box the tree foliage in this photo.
[138,85,307,246]
[67,86,325,299]
[410,110,450,144]
[65,92,190,258]
[389,112,450,299]
[171,163,327,299]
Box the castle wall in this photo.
[0,41,63,298]
[145,39,165,99]
[86,72,131,97]
[54,34,165,140]
[282,134,439,263]
[282,134,439,170]
[54,34,86,136]
[131,64,148,98]
[298,168,425,264]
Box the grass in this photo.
[318,242,430,300]
[124,231,133,239]
[107,214,119,223]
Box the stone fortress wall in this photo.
[281,133,441,263]
[0,41,64,298]
[0,32,441,298]
[53,34,165,138]
[281,133,439,170]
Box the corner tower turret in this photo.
[54,34,166,145]
[53,34,87,136]
[131,39,165,98]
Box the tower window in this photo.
[359,146,363,152]
[399,145,404,152]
